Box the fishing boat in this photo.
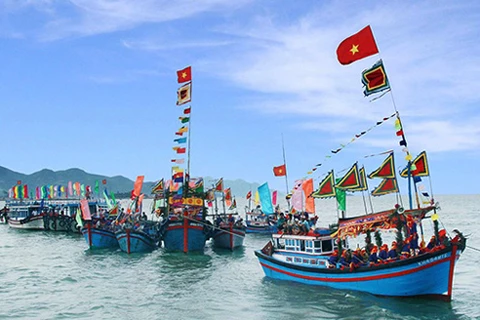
[255,25,467,301]
[211,194,246,250]
[116,220,163,254]
[159,66,214,253]
[245,183,278,234]
[7,201,46,230]
[82,221,119,249]
[113,176,164,253]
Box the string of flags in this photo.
[306,113,396,176]
[171,66,192,187]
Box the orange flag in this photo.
[132,175,144,199]
[302,179,315,214]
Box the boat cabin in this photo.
[272,233,338,255]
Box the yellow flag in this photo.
[254,191,260,206]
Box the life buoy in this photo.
[397,207,405,214]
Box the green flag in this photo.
[111,192,116,205]
[335,178,346,212]
[75,208,83,228]
[95,180,99,194]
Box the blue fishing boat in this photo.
[163,213,211,253]
[116,221,163,254]
[255,207,466,301]
[81,222,119,249]
[245,212,277,234]
[212,224,245,250]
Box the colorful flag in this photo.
[229,198,237,210]
[362,59,390,96]
[254,190,260,206]
[132,175,144,199]
[151,179,164,195]
[174,137,187,144]
[272,190,277,206]
[215,178,224,192]
[290,180,304,212]
[176,147,186,154]
[176,126,188,135]
[177,82,192,106]
[312,171,336,198]
[371,178,399,196]
[75,208,83,228]
[192,178,204,193]
[177,66,192,83]
[368,152,396,179]
[302,179,315,214]
[246,190,252,200]
[224,188,232,201]
[400,151,429,177]
[94,180,99,194]
[273,164,287,177]
[179,116,190,123]
[184,107,191,114]
[258,182,274,215]
[336,163,361,190]
[80,199,92,220]
[349,166,368,192]
[336,25,379,65]
[171,159,185,164]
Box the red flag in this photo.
[246,191,252,200]
[177,66,192,83]
[176,147,186,154]
[184,107,191,114]
[17,180,22,185]
[336,25,379,65]
[102,179,107,185]
[215,178,224,192]
[273,164,287,177]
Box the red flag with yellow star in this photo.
[336,25,379,65]
[177,66,192,83]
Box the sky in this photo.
[1,0,479,195]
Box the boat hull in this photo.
[8,215,45,230]
[255,245,461,300]
[81,226,119,249]
[163,218,208,252]
[116,229,158,254]
[245,222,277,234]
[44,215,79,232]
[212,226,245,250]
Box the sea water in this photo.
[0,195,479,320]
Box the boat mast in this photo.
[281,134,290,210]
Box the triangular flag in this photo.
[400,151,429,177]
[336,163,361,190]
[312,171,336,198]
[371,178,399,197]
[368,152,396,179]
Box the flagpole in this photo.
[281,134,290,210]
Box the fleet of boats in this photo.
[1,34,469,302]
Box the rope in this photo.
[467,245,480,253]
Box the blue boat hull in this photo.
[81,226,118,249]
[255,245,462,300]
[116,229,158,254]
[212,227,245,250]
[245,223,277,234]
[163,218,208,253]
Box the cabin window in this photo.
[322,239,333,252]
[300,240,305,251]
[294,257,301,263]
[310,259,317,265]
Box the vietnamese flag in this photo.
[336,25,379,65]
[273,164,287,177]
[177,66,192,83]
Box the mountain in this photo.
[0,166,273,199]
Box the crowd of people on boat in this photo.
[328,215,449,270]
[214,214,245,229]
[276,211,318,235]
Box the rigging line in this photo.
[466,245,480,253]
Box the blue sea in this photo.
[0,195,479,320]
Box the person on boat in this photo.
[378,244,389,261]
[350,248,365,269]
[388,241,398,260]
[338,250,351,269]
[228,214,235,225]
[215,216,223,227]
[328,250,339,268]
[368,246,379,265]
[285,214,295,234]
[142,212,148,221]
[276,213,286,232]
[427,235,437,250]
[300,215,310,235]
[400,238,411,258]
